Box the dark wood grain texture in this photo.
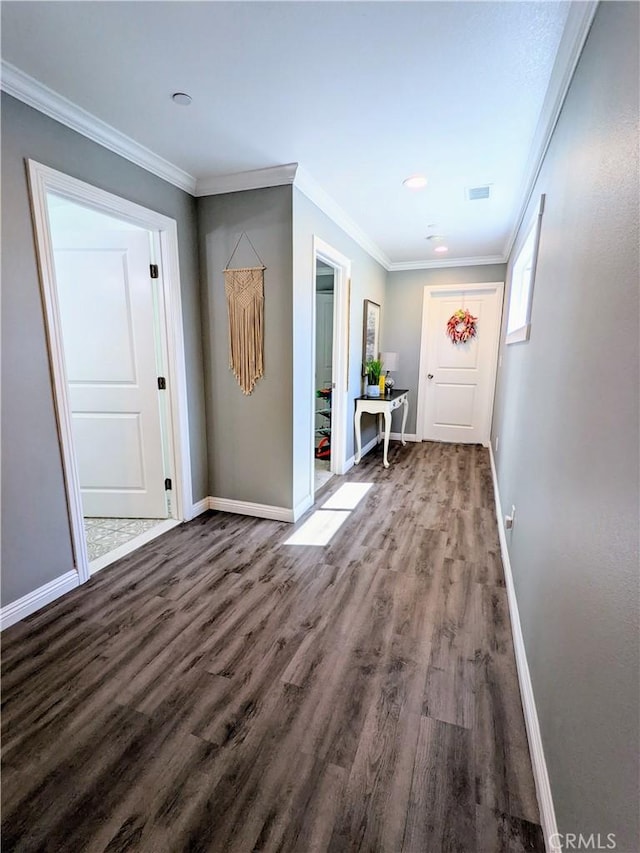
[1,441,543,852]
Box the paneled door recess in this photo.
[54,231,168,518]
[419,283,503,444]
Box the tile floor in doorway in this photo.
[314,459,333,493]
[84,517,166,562]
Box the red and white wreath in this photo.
[446,308,478,344]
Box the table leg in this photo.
[401,397,408,446]
[383,410,392,468]
[354,408,363,464]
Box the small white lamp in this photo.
[380,352,399,394]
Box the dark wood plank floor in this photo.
[1,441,545,852]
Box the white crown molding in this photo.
[3,2,596,276]
[388,254,506,272]
[294,166,392,270]
[1,61,197,194]
[502,0,599,261]
[195,163,298,196]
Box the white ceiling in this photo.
[2,1,588,267]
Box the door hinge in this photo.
[164,478,172,491]
[157,376,166,390]
[150,264,159,279]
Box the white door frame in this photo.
[416,281,504,445]
[27,160,193,584]
[311,237,351,496]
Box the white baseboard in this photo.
[1,570,79,631]
[344,435,379,471]
[488,446,559,853]
[208,496,294,523]
[390,432,418,442]
[191,497,210,517]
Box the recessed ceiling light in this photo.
[425,234,444,242]
[172,92,192,106]
[434,245,449,253]
[403,175,427,190]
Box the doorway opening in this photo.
[46,194,175,569]
[310,238,351,502]
[416,282,504,445]
[28,160,193,584]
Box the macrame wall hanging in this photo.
[223,233,266,395]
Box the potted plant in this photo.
[365,359,382,397]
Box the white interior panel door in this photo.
[315,292,334,436]
[421,285,503,444]
[54,230,168,518]
[315,292,334,388]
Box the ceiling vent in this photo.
[466,185,491,201]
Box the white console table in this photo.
[354,389,409,469]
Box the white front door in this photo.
[53,230,168,518]
[419,283,503,444]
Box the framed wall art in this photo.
[362,299,380,373]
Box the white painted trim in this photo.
[502,1,598,261]
[312,238,351,491]
[2,62,196,194]
[505,324,531,345]
[388,255,506,272]
[295,167,390,270]
[489,446,560,853]
[153,220,194,523]
[1,571,79,631]
[89,519,180,576]
[27,160,193,588]
[27,164,91,583]
[416,281,504,444]
[344,435,379,471]
[191,498,210,517]
[196,163,298,196]
[209,497,295,523]
[293,495,314,522]
[389,432,418,442]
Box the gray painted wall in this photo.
[1,93,208,606]
[384,265,507,433]
[293,189,387,506]
[491,3,639,847]
[198,186,294,508]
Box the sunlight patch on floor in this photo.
[284,510,350,547]
[322,482,373,510]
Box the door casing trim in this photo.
[311,237,351,499]
[27,159,193,585]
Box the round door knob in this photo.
[427,373,434,379]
